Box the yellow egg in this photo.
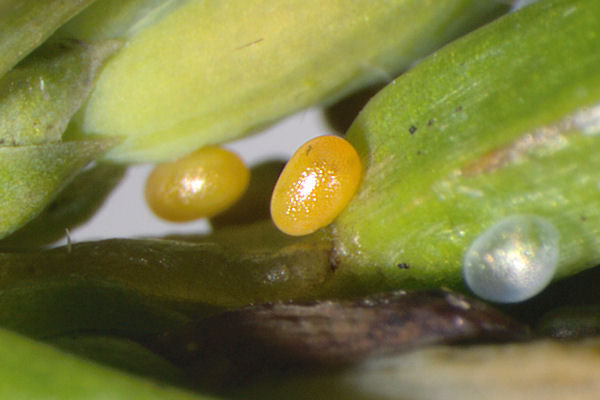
[145,146,249,222]
[270,135,362,236]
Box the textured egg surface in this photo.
[271,135,362,236]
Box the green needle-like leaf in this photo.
[0,39,121,238]
[0,39,121,146]
[0,0,98,78]
[0,140,116,239]
[333,0,600,292]
[0,162,126,249]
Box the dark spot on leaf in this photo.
[409,125,417,135]
[456,105,463,112]
[428,118,435,127]
[397,263,410,269]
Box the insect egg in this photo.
[462,215,560,303]
[270,135,362,236]
[145,146,249,222]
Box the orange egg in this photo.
[145,146,249,222]
[270,135,362,236]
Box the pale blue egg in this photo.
[463,215,559,303]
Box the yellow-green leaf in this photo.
[65,0,508,162]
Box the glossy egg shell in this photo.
[270,135,362,236]
[145,146,249,222]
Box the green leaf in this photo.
[333,0,600,291]
[0,39,121,146]
[0,0,98,78]
[0,162,126,249]
[65,0,508,162]
[0,39,121,239]
[0,140,117,239]
[0,222,332,338]
[0,328,212,399]
[49,334,189,386]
